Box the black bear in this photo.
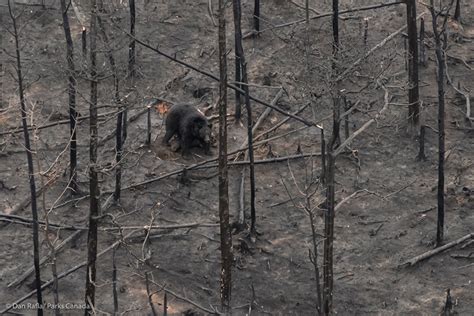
[163,104,212,156]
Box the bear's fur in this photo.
[163,104,212,156]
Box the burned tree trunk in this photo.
[254,0,260,33]
[323,98,340,316]
[454,0,461,21]
[406,0,420,131]
[8,1,44,313]
[232,0,243,122]
[218,0,232,311]
[332,0,339,55]
[96,1,123,202]
[123,0,136,145]
[233,0,257,237]
[429,0,450,246]
[241,61,257,237]
[128,0,136,78]
[85,0,100,312]
[322,2,340,314]
[320,127,326,186]
[59,0,78,194]
[419,17,426,67]
[82,27,87,61]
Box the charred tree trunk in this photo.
[343,96,350,140]
[454,0,461,21]
[332,0,339,56]
[85,0,100,313]
[253,0,260,33]
[232,0,243,122]
[97,2,123,202]
[218,0,232,311]
[128,0,136,78]
[60,0,78,194]
[123,0,135,145]
[112,248,118,316]
[430,0,448,247]
[323,98,340,316]
[233,0,256,237]
[416,125,427,161]
[320,127,326,186]
[406,0,420,131]
[241,61,257,237]
[82,27,87,63]
[419,17,426,67]
[323,2,339,314]
[8,2,44,313]
[114,105,124,202]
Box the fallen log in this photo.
[400,233,473,267]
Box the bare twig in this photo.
[236,88,285,155]
[207,0,216,27]
[445,59,473,121]
[101,222,219,231]
[7,230,83,288]
[2,185,49,215]
[336,13,425,83]
[333,83,391,156]
[269,1,404,31]
[0,230,140,314]
[0,108,126,136]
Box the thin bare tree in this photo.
[406,0,420,132]
[96,1,123,202]
[322,1,340,314]
[232,0,257,237]
[323,100,339,316]
[85,0,100,312]
[241,61,257,238]
[232,0,243,122]
[429,0,454,246]
[123,0,136,144]
[128,0,136,78]
[218,0,232,311]
[7,1,44,313]
[59,0,78,194]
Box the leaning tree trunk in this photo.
[218,0,232,311]
[232,0,243,122]
[241,61,257,237]
[60,0,78,194]
[8,1,44,313]
[85,0,100,313]
[406,0,420,132]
